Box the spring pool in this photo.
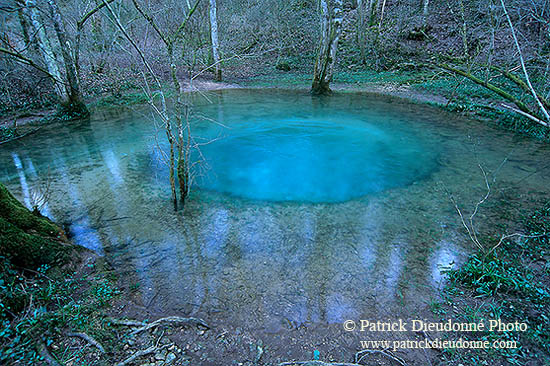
[1,89,549,333]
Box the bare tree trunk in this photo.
[325,3,343,85]
[209,0,222,81]
[356,0,366,64]
[312,0,344,95]
[46,0,88,117]
[120,0,200,210]
[17,7,31,46]
[378,0,386,29]
[458,0,468,56]
[312,0,330,94]
[75,0,116,79]
[23,0,66,100]
[168,43,189,209]
[485,1,497,82]
[367,0,378,25]
[422,0,429,26]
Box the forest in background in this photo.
[0,0,549,130]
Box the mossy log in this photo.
[0,183,71,268]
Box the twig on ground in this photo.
[114,344,158,366]
[130,316,209,335]
[66,332,106,353]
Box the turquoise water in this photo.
[1,89,549,332]
[195,103,438,202]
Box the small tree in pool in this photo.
[101,0,200,210]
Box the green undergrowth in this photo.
[0,96,57,116]
[243,72,312,87]
[89,84,177,110]
[0,256,119,365]
[333,68,550,141]
[332,69,432,85]
[242,69,432,88]
[92,91,150,108]
[434,205,550,365]
[410,69,550,139]
[0,127,16,142]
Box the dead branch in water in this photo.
[446,159,547,255]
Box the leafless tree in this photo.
[209,0,221,81]
[0,0,88,116]
[312,0,344,95]
[101,0,201,210]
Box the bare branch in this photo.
[500,0,550,123]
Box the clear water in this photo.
[1,89,549,332]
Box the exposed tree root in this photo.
[114,344,158,366]
[67,332,106,353]
[109,318,144,327]
[109,315,209,334]
[130,316,209,335]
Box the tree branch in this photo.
[499,0,550,123]
[0,46,64,85]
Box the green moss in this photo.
[0,218,67,268]
[0,183,59,237]
[0,183,70,268]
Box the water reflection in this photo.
[1,90,549,329]
[12,153,32,209]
